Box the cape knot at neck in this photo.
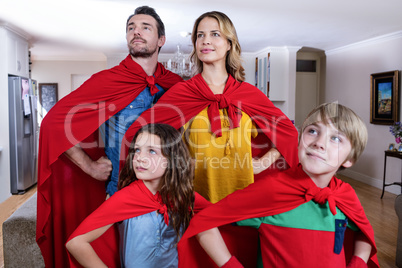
[216,94,229,109]
[158,204,169,226]
[313,187,337,215]
[156,194,169,226]
[146,76,159,96]
[146,75,155,86]
[313,187,332,204]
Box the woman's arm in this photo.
[66,224,113,268]
[252,148,281,174]
[196,227,243,267]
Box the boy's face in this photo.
[298,120,353,181]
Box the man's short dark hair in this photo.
[126,6,165,38]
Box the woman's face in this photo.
[195,17,231,66]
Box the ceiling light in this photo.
[180,31,191,37]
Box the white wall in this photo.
[242,52,257,85]
[31,60,107,100]
[0,28,10,203]
[0,60,107,201]
[325,32,402,195]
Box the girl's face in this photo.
[132,132,168,194]
[195,17,231,66]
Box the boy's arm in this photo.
[66,224,113,267]
[196,227,243,267]
[347,231,371,268]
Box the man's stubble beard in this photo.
[129,44,158,59]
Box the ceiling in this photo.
[1,0,402,59]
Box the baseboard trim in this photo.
[338,169,401,195]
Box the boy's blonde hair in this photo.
[300,102,368,164]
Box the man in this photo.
[36,6,182,267]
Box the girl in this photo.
[66,124,238,267]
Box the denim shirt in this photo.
[99,85,165,196]
[119,211,180,268]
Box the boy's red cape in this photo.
[178,165,380,268]
[67,180,259,268]
[121,74,299,171]
[36,55,182,267]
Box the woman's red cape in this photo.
[122,74,299,172]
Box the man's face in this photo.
[126,14,165,58]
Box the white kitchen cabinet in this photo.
[255,48,288,101]
[254,46,300,119]
[6,29,29,78]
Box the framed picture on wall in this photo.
[370,70,400,125]
[39,83,58,114]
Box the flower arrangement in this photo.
[390,121,402,144]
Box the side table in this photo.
[381,150,402,198]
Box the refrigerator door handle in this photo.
[23,97,32,136]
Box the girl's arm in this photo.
[66,224,113,268]
[196,227,243,267]
[252,148,280,174]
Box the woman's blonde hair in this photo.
[300,102,368,165]
[190,11,245,82]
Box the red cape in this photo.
[178,165,379,268]
[121,74,299,172]
[66,180,211,267]
[67,180,259,268]
[36,55,182,267]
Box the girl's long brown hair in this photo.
[118,124,195,240]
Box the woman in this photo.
[122,11,299,203]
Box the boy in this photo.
[179,103,379,268]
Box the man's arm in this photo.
[65,145,112,181]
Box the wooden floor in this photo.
[339,174,398,268]
[0,177,399,268]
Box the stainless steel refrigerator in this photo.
[8,75,38,194]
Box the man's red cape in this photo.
[121,73,299,172]
[36,55,182,267]
[66,180,259,268]
[178,165,379,268]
